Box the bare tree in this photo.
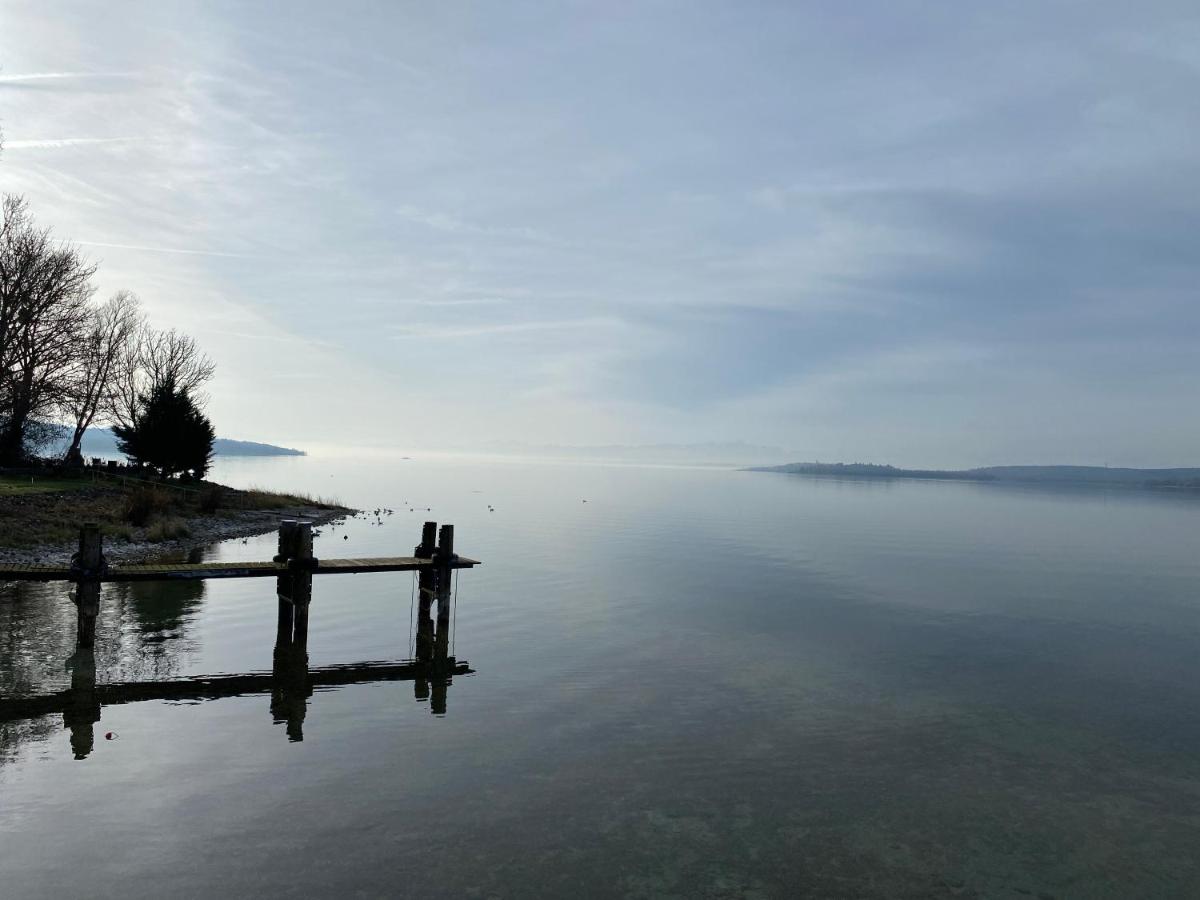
[60,290,142,463]
[142,328,216,404]
[110,324,215,432]
[0,195,96,463]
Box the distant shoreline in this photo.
[747,462,1200,491]
[59,426,306,459]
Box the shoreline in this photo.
[0,471,353,567]
[0,505,351,567]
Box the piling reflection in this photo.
[0,571,472,760]
[63,650,100,760]
[1,520,474,761]
[272,571,311,740]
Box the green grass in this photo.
[0,475,92,495]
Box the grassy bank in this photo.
[0,471,349,551]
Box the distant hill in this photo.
[66,427,304,458]
[749,462,1200,489]
[483,441,790,465]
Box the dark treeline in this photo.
[753,462,966,480]
[0,193,216,477]
[750,462,1200,490]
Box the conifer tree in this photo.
[113,376,214,479]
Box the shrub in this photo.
[198,485,225,514]
[145,517,191,542]
[122,485,170,526]
[103,524,136,543]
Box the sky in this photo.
[1,1,1198,467]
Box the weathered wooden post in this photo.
[434,524,455,664]
[415,521,437,663]
[275,520,297,643]
[291,521,314,649]
[73,524,104,649]
[275,519,299,562]
[271,519,313,740]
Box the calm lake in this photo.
[3,454,1200,898]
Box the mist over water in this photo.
[3,453,1200,897]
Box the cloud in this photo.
[3,137,138,149]
[0,71,136,84]
[388,317,618,341]
[72,240,254,259]
[1,2,1197,461]
[394,204,562,245]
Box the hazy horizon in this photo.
[3,2,1198,469]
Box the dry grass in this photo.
[229,486,343,511]
[121,485,172,525]
[104,523,137,543]
[0,473,345,550]
[145,517,191,542]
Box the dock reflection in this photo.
[0,574,471,759]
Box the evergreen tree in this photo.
[113,377,214,479]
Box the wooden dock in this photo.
[1,518,474,658]
[0,519,480,753]
[0,555,480,583]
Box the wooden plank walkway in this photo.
[0,555,480,583]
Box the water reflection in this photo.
[116,577,205,641]
[63,650,100,760]
[0,571,472,761]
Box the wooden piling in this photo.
[275,519,298,652]
[416,521,437,558]
[416,521,437,662]
[294,520,314,564]
[272,520,313,737]
[74,524,103,649]
[275,519,298,563]
[291,521,314,648]
[434,524,455,663]
[274,519,314,650]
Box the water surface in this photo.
[3,455,1200,898]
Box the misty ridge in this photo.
[751,461,1200,490]
[479,441,788,465]
[51,425,303,458]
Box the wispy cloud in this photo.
[72,240,253,259]
[0,71,136,83]
[389,318,617,340]
[4,137,138,149]
[1,2,1197,459]
[395,205,563,245]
